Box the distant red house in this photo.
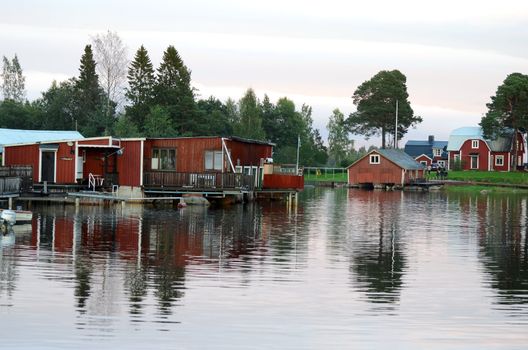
[347,149,424,187]
[447,127,525,171]
[3,135,303,192]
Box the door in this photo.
[41,151,56,182]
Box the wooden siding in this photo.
[118,140,142,186]
[224,139,272,167]
[415,155,431,166]
[5,144,40,182]
[55,142,76,183]
[144,138,223,173]
[78,138,111,146]
[458,139,490,171]
[490,152,509,171]
[144,172,255,190]
[262,174,303,189]
[348,152,423,185]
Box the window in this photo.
[454,154,460,162]
[205,150,223,171]
[495,155,504,166]
[471,140,479,149]
[420,161,427,167]
[152,148,176,170]
[369,154,380,164]
[433,148,442,157]
[437,160,446,167]
[470,155,479,169]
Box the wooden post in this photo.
[8,197,12,210]
[75,197,80,207]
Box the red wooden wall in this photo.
[118,140,142,186]
[263,174,304,189]
[348,152,423,185]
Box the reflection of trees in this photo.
[348,191,407,305]
[474,195,528,308]
[74,256,92,311]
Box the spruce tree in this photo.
[126,45,155,131]
[154,45,198,135]
[75,45,108,136]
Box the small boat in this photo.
[0,209,33,224]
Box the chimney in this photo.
[428,135,434,144]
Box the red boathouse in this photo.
[3,135,303,195]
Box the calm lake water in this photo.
[1,188,527,349]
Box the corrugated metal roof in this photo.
[0,128,84,152]
[447,126,514,152]
[377,149,425,170]
[447,127,486,151]
[404,139,448,159]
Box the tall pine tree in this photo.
[126,45,155,131]
[154,45,199,135]
[75,45,109,136]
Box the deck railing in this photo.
[0,165,33,192]
[0,177,22,195]
[144,172,255,190]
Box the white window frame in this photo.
[369,154,380,164]
[152,148,176,171]
[471,140,479,149]
[39,149,58,183]
[470,155,479,169]
[437,160,446,167]
[420,161,427,167]
[433,148,442,157]
[205,150,223,171]
[495,155,504,166]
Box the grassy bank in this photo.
[443,185,528,194]
[304,172,347,182]
[447,170,528,185]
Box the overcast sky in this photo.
[2,0,528,147]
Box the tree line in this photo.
[2,31,525,168]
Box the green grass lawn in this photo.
[304,171,347,182]
[447,170,528,185]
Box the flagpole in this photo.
[394,100,399,149]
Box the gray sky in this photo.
[2,0,528,147]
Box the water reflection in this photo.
[449,193,528,312]
[1,190,528,347]
[345,191,407,308]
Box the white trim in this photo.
[77,145,120,149]
[470,155,479,169]
[2,149,4,166]
[471,140,479,149]
[432,148,442,157]
[74,141,78,180]
[140,140,144,186]
[488,151,491,171]
[415,153,432,161]
[369,154,380,164]
[221,138,236,173]
[495,154,504,167]
[118,137,147,141]
[508,152,511,171]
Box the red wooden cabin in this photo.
[347,149,424,187]
[3,136,303,192]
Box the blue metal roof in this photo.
[377,149,425,170]
[404,138,448,159]
[0,128,84,152]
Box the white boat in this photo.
[0,209,33,224]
